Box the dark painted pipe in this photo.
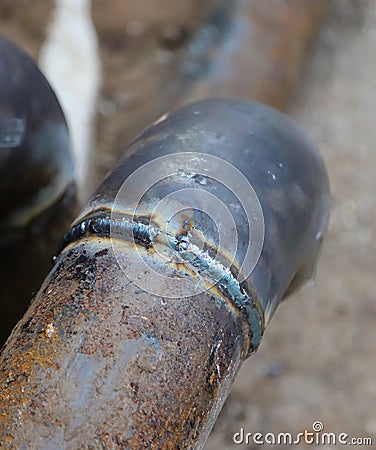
[0,34,77,345]
[0,98,330,448]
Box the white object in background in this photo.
[39,0,101,199]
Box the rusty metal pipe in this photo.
[0,98,330,448]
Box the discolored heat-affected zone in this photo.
[0,238,247,448]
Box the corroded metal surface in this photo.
[0,99,330,448]
[0,35,76,344]
[0,239,246,448]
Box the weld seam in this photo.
[61,212,263,354]
[61,214,159,250]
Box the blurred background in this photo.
[1,0,375,448]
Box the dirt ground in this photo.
[1,0,375,448]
